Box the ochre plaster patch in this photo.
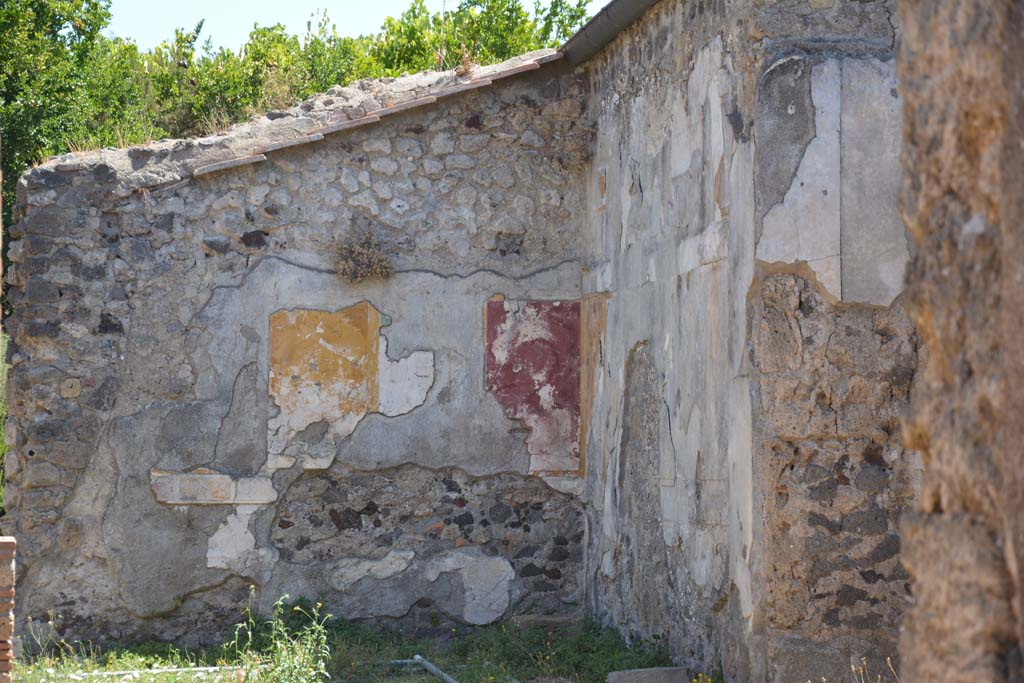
[268,303,381,459]
[268,302,434,468]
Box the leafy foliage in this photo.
[0,0,589,229]
[0,0,112,225]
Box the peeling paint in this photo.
[425,551,515,625]
[268,302,435,468]
[207,505,278,576]
[485,299,581,473]
[268,303,381,460]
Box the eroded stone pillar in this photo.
[0,537,15,683]
[898,1,1024,681]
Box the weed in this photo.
[17,598,674,683]
[335,230,394,283]
[231,592,330,683]
[849,656,900,683]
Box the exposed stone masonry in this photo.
[271,465,583,627]
[755,274,918,682]
[897,1,1024,681]
[3,0,930,680]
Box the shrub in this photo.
[231,593,331,683]
[335,230,394,284]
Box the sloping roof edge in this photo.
[33,51,565,194]
[560,0,664,65]
[31,0,668,195]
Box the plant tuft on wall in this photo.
[335,230,395,283]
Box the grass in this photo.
[17,595,675,683]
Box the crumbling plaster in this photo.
[576,0,915,681]
[4,0,923,680]
[4,57,592,641]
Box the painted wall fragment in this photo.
[268,302,434,469]
[485,299,581,473]
[150,469,277,505]
[207,505,278,577]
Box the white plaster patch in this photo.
[377,336,435,416]
[207,505,277,574]
[330,550,416,591]
[426,552,515,625]
[757,59,842,298]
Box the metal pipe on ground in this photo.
[390,654,460,683]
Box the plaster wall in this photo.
[580,27,757,678]
[3,62,592,642]
[4,1,926,679]
[577,1,917,680]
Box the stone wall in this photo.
[0,538,13,683]
[4,1,929,679]
[897,1,1024,681]
[3,56,593,643]
[578,1,917,681]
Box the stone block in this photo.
[839,58,908,305]
[151,471,234,505]
[59,378,82,399]
[607,667,689,683]
[151,471,277,505]
[21,462,62,489]
[233,477,277,505]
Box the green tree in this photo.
[0,0,112,227]
[0,0,590,230]
[300,13,381,95]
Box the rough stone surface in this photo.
[755,274,919,682]
[3,57,590,642]
[607,667,689,683]
[4,0,923,679]
[897,1,1024,681]
[268,464,583,627]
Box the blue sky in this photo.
[107,0,610,52]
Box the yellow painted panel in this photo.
[268,302,381,433]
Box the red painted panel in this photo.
[485,299,581,473]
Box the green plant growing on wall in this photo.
[335,230,395,284]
